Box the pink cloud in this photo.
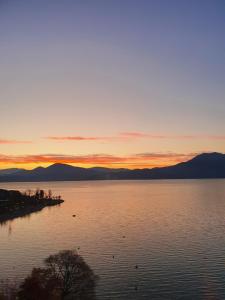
[0,139,32,144]
[46,136,114,141]
[45,132,225,142]
[120,132,225,140]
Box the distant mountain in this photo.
[111,152,225,180]
[0,168,25,176]
[0,152,224,182]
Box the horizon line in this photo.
[0,151,223,171]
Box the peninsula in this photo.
[0,189,63,224]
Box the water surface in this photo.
[0,180,225,299]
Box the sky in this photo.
[0,0,225,169]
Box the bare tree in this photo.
[45,250,97,299]
[48,190,52,199]
[35,189,40,199]
[39,190,44,199]
[17,250,97,300]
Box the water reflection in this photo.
[0,203,62,227]
[8,223,12,236]
[0,180,225,299]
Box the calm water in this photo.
[1,180,225,299]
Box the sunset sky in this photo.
[0,0,224,169]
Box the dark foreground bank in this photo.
[0,249,98,300]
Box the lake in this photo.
[0,179,225,299]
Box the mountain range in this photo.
[0,152,225,182]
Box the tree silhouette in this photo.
[17,250,98,300]
[39,190,44,199]
[48,190,52,199]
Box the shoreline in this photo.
[0,189,64,224]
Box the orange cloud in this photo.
[0,139,32,144]
[0,152,196,169]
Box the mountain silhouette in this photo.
[0,152,224,182]
[0,168,25,175]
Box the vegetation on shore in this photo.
[0,250,98,300]
[0,189,64,224]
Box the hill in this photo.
[0,152,224,182]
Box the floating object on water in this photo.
[134,286,138,291]
[72,215,76,217]
[122,235,126,238]
[112,255,115,259]
[135,265,138,269]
